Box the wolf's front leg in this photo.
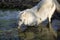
[48,16,51,30]
[48,16,57,38]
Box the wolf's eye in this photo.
[19,19,22,21]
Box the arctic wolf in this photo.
[18,0,60,37]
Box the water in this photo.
[0,10,21,30]
[52,19,60,31]
[0,10,59,40]
[0,10,21,40]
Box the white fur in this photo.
[18,0,60,31]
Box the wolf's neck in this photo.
[31,0,53,11]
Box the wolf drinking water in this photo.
[18,0,60,37]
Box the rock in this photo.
[0,0,40,10]
[0,0,60,10]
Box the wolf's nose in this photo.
[20,23,27,31]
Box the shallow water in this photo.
[0,10,21,30]
[0,10,60,40]
[0,10,21,40]
[52,19,60,31]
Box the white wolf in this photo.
[18,0,60,36]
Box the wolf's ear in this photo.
[18,11,24,18]
[20,11,24,15]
